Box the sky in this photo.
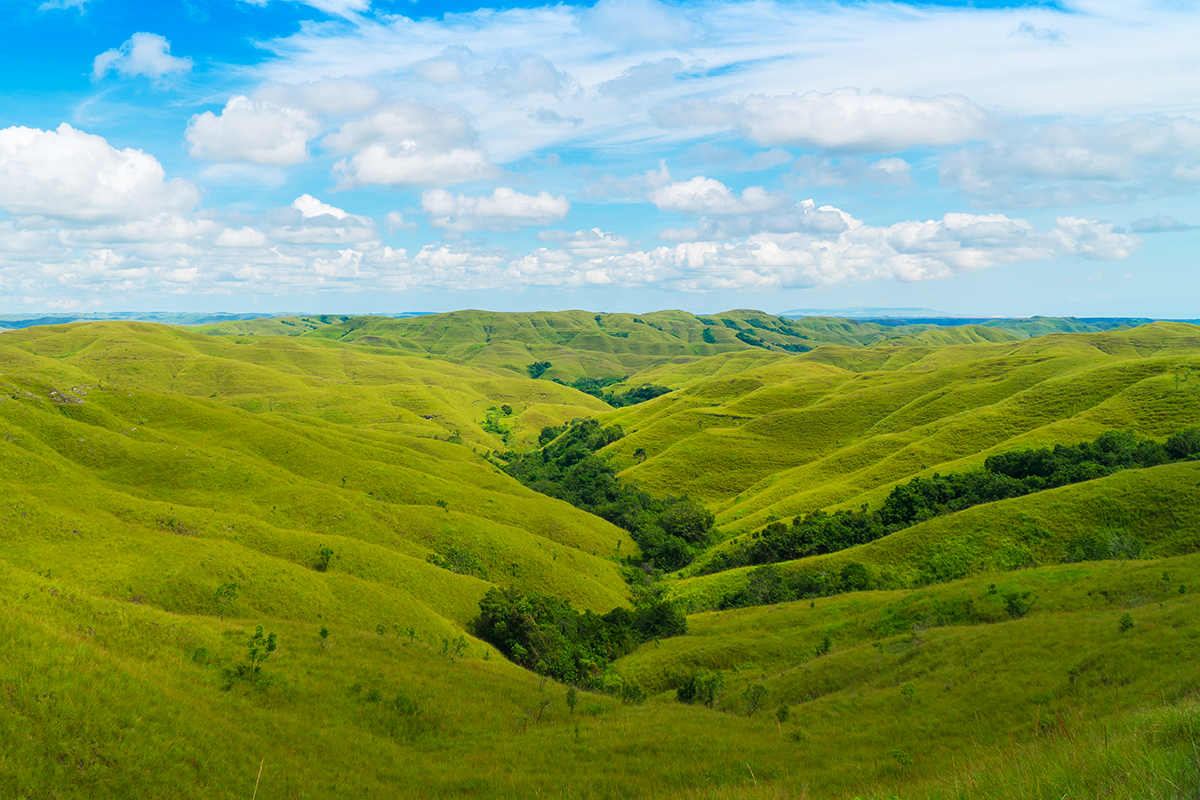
[1,0,1198,317]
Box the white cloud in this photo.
[93,33,192,82]
[654,88,990,153]
[0,124,199,223]
[292,194,348,220]
[506,213,1140,291]
[236,0,369,19]
[325,100,496,188]
[577,0,699,49]
[648,176,782,215]
[384,211,418,233]
[939,116,1200,207]
[215,227,270,248]
[39,0,87,10]
[486,54,572,97]
[186,96,319,166]
[537,228,633,257]
[789,156,915,188]
[585,160,673,201]
[269,199,377,244]
[421,187,570,232]
[411,46,473,86]
[598,58,682,98]
[255,78,382,116]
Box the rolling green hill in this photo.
[1,316,1199,799]
[601,323,1200,539]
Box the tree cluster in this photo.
[553,376,672,408]
[474,586,686,689]
[503,419,716,570]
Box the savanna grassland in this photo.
[1,311,1199,799]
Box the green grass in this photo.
[2,316,1199,798]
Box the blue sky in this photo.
[1,0,1198,317]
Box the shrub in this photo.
[1119,612,1134,633]
[676,670,724,707]
[315,544,334,572]
[1003,590,1035,618]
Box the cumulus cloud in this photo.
[654,88,990,152]
[325,100,496,188]
[598,58,682,98]
[93,33,192,82]
[0,123,199,223]
[186,96,319,166]
[577,0,699,49]
[412,46,473,86]
[510,213,1140,292]
[648,176,782,215]
[537,228,633,257]
[421,187,570,232]
[292,194,348,219]
[269,197,377,243]
[215,227,270,248]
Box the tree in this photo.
[743,683,769,716]
[527,361,552,379]
[214,581,238,619]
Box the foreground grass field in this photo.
[2,315,1199,798]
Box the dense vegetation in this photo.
[552,375,673,408]
[474,587,685,692]
[502,419,716,570]
[702,428,1200,577]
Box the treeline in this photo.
[554,375,672,408]
[502,419,715,570]
[474,586,685,693]
[526,362,673,408]
[702,428,1200,575]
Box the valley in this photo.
[1,312,1198,799]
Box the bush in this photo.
[676,670,724,707]
[315,544,334,572]
[1119,612,1135,633]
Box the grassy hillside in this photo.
[601,323,1200,538]
[2,317,1199,798]
[619,552,1200,798]
[669,459,1200,609]
[191,310,1037,383]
